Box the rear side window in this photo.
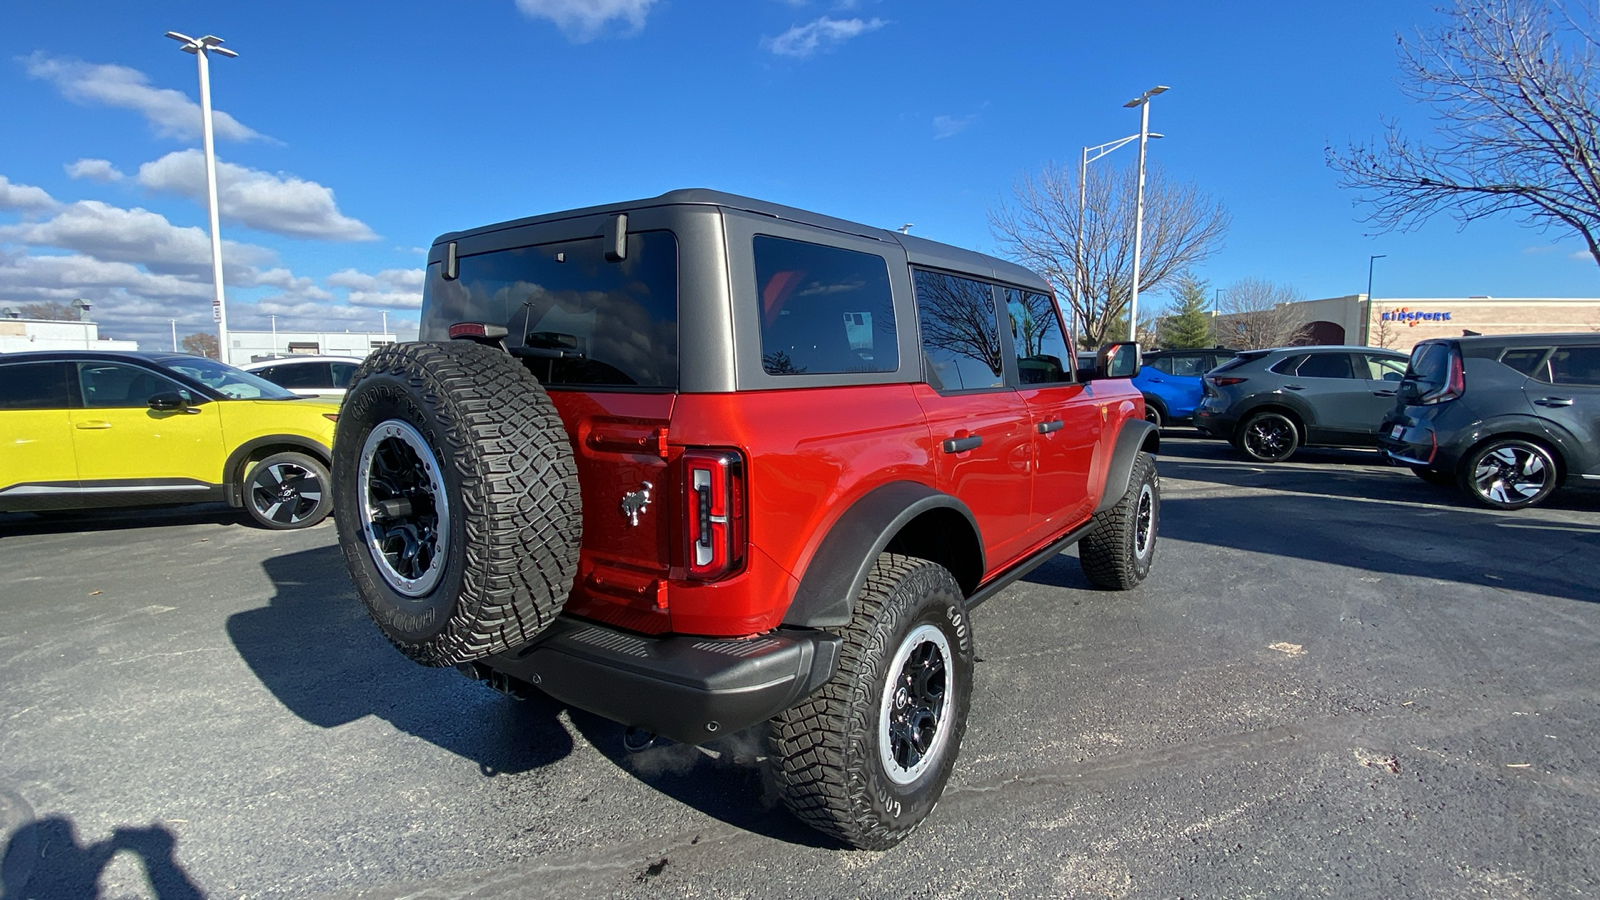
[1147,356,1175,375]
[753,236,897,376]
[1267,354,1306,375]
[1295,353,1356,379]
[331,362,359,388]
[1550,346,1600,386]
[0,361,70,409]
[421,231,678,388]
[1499,348,1550,378]
[914,270,1004,391]
[259,362,331,390]
[1005,288,1072,384]
[1167,355,1208,377]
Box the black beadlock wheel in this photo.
[1237,410,1300,463]
[1459,438,1559,510]
[1079,450,1159,590]
[242,451,332,530]
[769,554,975,850]
[332,341,582,667]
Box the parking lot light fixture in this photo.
[1122,85,1169,343]
[1077,131,1162,345]
[166,31,238,363]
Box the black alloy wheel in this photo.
[1237,411,1300,463]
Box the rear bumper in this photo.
[466,616,841,745]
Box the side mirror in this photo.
[1097,341,1141,379]
[148,391,189,411]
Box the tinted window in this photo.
[1409,342,1450,383]
[1550,346,1600,386]
[331,362,359,388]
[1362,354,1407,381]
[1167,355,1208,377]
[1006,289,1072,384]
[260,362,332,390]
[1499,348,1550,377]
[1296,353,1356,379]
[77,363,191,408]
[0,361,70,409]
[1267,354,1306,375]
[421,231,678,388]
[1147,355,1175,375]
[914,270,1004,391]
[753,236,897,376]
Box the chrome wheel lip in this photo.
[1133,481,1155,559]
[878,623,954,787]
[359,420,451,597]
[1472,443,1551,504]
[248,460,324,525]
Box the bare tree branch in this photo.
[989,161,1230,349]
[1328,0,1600,263]
[1216,279,1312,350]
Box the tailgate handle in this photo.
[941,435,983,454]
[1036,419,1064,434]
[1534,397,1574,407]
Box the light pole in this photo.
[170,319,178,352]
[381,310,388,341]
[269,314,278,356]
[166,31,237,362]
[1365,254,1387,345]
[1077,131,1162,346]
[1123,85,1168,342]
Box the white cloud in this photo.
[933,114,975,139]
[515,0,657,41]
[2,200,276,279]
[327,267,424,308]
[24,52,266,143]
[764,16,886,58]
[137,150,377,242]
[0,176,59,212]
[65,159,126,183]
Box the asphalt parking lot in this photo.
[2,435,1598,899]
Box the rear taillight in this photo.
[1420,349,1466,405]
[1210,376,1248,386]
[683,449,747,581]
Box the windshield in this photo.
[156,356,299,400]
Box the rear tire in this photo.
[1459,438,1559,510]
[769,554,974,850]
[333,341,582,666]
[1236,411,1300,463]
[1079,451,1159,590]
[242,452,332,530]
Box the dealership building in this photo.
[1276,295,1600,352]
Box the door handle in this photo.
[1372,390,1397,397]
[1036,419,1064,434]
[1284,385,1305,391]
[942,435,983,454]
[1534,397,1575,407]
[75,421,112,430]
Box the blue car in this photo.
[1132,348,1236,428]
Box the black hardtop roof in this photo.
[1424,332,1600,348]
[0,349,212,367]
[433,188,1051,293]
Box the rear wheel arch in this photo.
[783,482,983,629]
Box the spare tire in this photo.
[332,341,582,666]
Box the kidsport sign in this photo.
[1380,307,1452,326]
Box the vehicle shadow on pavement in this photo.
[0,506,243,540]
[1159,493,1600,605]
[563,714,842,849]
[0,815,203,899]
[227,546,574,776]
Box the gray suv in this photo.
[1194,345,1410,462]
[1378,333,1600,509]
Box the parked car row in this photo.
[1180,335,1599,510]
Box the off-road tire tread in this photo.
[1079,451,1158,590]
[768,554,967,850]
[335,340,581,666]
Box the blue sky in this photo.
[3,0,1597,349]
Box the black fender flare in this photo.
[782,481,982,629]
[222,435,332,507]
[1094,420,1161,515]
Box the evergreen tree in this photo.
[1158,275,1214,349]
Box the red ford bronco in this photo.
[332,190,1159,849]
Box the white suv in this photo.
[240,356,365,399]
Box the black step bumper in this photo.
[466,617,842,745]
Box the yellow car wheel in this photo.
[243,451,332,530]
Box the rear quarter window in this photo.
[421,231,678,389]
[753,235,897,376]
[0,361,70,409]
[1498,347,1551,379]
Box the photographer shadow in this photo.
[1,816,202,900]
[226,545,573,776]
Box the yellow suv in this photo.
[0,351,340,529]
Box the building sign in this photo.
[1381,307,1451,327]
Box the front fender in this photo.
[1094,420,1160,515]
